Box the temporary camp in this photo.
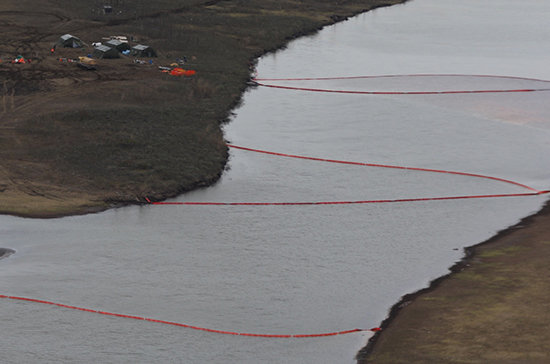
[92,45,120,59]
[105,39,131,53]
[58,34,83,48]
[130,44,157,58]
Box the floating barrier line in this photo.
[254,82,550,95]
[253,74,550,95]
[226,145,541,193]
[149,145,548,205]
[0,295,378,338]
[152,192,547,206]
[254,74,550,83]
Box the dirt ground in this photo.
[358,198,550,364]
[0,10,185,216]
[0,55,143,217]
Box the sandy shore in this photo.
[358,196,550,363]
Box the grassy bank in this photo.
[358,199,550,364]
[0,0,406,217]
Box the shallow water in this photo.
[1,1,550,363]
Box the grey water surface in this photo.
[1,1,550,363]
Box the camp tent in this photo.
[105,39,131,53]
[58,34,83,48]
[92,45,120,59]
[130,44,157,58]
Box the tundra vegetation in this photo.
[0,0,405,217]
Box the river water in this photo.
[1,1,550,363]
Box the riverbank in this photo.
[0,0,407,218]
[358,197,550,363]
